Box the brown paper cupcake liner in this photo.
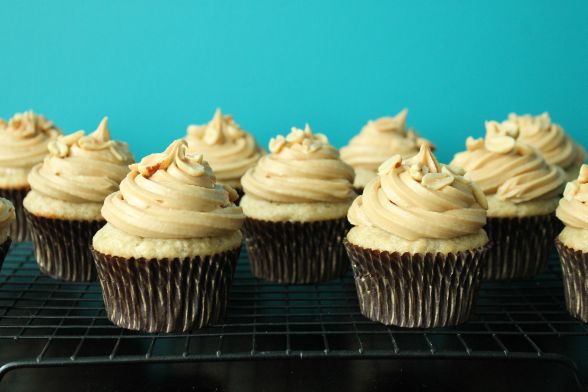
[242,217,350,284]
[484,214,556,280]
[0,238,12,272]
[555,239,588,323]
[0,187,31,242]
[92,246,241,333]
[25,211,104,282]
[344,240,489,328]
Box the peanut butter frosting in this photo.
[28,118,134,204]
[451,121,566,204]
[0,111,61,184]
[241,125,355,203]
[101,139,244,239]
[0,197,16,234]
[348,145,488,241]
[556,165,588,230]
[503,113,585,170]
[340,109,433,173]
[185,109,262,187]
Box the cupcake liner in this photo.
[555,239,588,323]
[242,217,350,284]
[25,211,104,282]
[0,238,12,271]
[344,240,489,328]
[92,246,241,333]
[484,214,556,280]
[0,187,31,242]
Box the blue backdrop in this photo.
[1,0,587,163]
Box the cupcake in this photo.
[241,125,356,284]
[340,109,433,191]
[452,121,567,280]
[0,111,61,241]
[0,198,16,270]
[503,113,585,180]
[23,118,133,281]
[344,145,490,328]
[185,109,262,198]
[555,164,588,322]
[91,140,244,332]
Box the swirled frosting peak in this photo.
[503,113,585,170]
[0,111,61,175]
[451,121,566,203]
[348,145,488,240]
[340,109,434,172]
[102,139,244,239]
[0,197,16,234]
[556,165,588,229]
[242,125,355,203]
[185,109,262,187]
[28,117,134,204]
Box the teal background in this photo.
[1,0,587,163]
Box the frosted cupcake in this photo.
[241,125,356,284]
[503,113,585,180]
[555,164,588,322]
[23,118,133,281]
[345,145,489,328]
[452,122,567,279]
[92,140,244,332]
[0,198,16,270]
[0,111,60,241]
[340,109,433,191]
[185,109,262,197]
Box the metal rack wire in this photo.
[1,242,587,388]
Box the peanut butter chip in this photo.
[203,126,221,145]
[466,137,484,151]
[269,136,286,153]
[378,155,402,176]
[485,135,516,154]
[286,128,305,143]
[409,163,426,181]
[421,172,454,190]
[48,140,69,158]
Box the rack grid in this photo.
[1,242,587,388]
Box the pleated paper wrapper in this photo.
[0,187,31,242]
[0,238,12,271]
[555,239,588,323]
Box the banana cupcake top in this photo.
[101,139,244,239]
[340,109,433,188]
[27,117,134,204]
[503,113,585,174]
[451,122,566,213]
[185,109,262,188]
[0,197,16,242]
[0,111,61,187]
[556,165,588,230]
[241,125,355,204]
[348,145,488,241]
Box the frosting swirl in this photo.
[241,125,355,203]
[556,165,588,229]
[348,145,488,240]
[28,118,134,203]
[0,197,16,235]
[101,139,244,239]
[340,109,433,172]
[451,121,566,203]
[503,113,585,170]
[185,109,262,187]
[0,111,61,184]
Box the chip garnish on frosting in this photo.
[451,121,567,204]
[556,164,588,230]
[27,117,134,204]
[348,144,488,241]
[241,124,355,203]
[101,139,244,239]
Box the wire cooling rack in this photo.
[0,242,587,388]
